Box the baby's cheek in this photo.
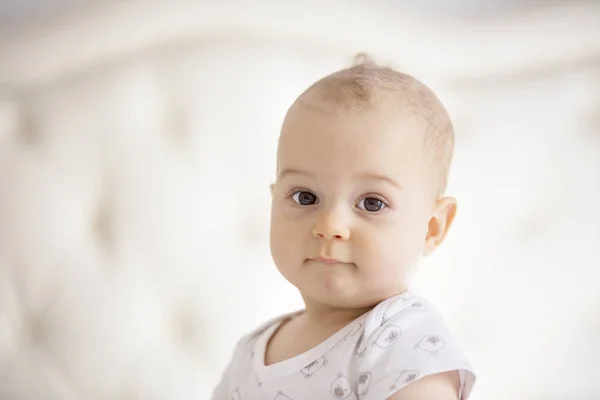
[270,228,292,268]
[271,219,309,268]
[365,236,419,280]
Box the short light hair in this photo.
[293,53,454,198]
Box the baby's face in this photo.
[270,99,435,309]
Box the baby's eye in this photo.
[357,197,386,212]
[291,191,318,206]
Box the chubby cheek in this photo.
[270,208,307,272]
[358,218,427,288]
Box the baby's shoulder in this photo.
[364,291,439,335]
[352,292,475,399]
[353,292,445,358]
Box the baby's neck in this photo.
[301,298,374,330]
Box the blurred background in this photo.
[0,0,599,399]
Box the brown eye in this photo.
[357,197,385,212]
[292,191,317,206]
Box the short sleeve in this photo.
[210,334,251,400]
[356,300,475,400]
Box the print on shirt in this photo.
[373,325,402,348]
[343,322,363,341]
[389,369,420,392]
[301,356,328,378]
[356,334,367,357]
[381,313,388,325]
[230,387,242,400]
[330,373,353,399]
[415,335,446,354]
[274,391,293,400]
[335,322,363,352]
[405,300,427,312]
[357,372,372,397]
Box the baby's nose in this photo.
[311,209,351,241]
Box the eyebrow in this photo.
[277,169,402,190]
[277,168,313,180]
[357,173,404,190]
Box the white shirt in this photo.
[211,292,475,400]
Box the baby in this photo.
[211,54,476,400]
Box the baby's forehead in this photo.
[279,104,428,165]
[286,93,430,139]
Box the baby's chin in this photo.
[279,262,409,308]
[299,281,397,310]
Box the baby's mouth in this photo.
[309,256,349,265]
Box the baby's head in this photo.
[270,54,456,309]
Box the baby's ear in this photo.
[423,196,457,256]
